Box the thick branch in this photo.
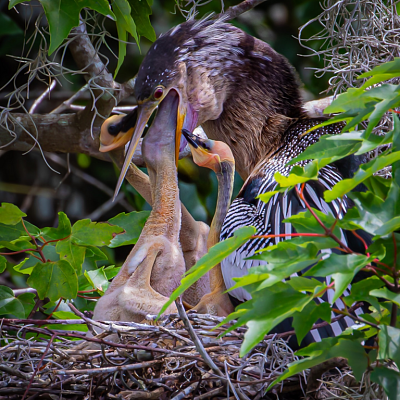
[68,21,135,119]
[220,0,268,20]
[0,112,146,164]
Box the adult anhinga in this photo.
[99,16,367,335]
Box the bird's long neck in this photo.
[207,161,235,249]
[207,160,234,292]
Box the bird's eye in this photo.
[153,87,164,100]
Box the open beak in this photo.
[112,102,159,200]
[182,129,235,173]
[182,129,219,171]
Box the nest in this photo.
[0,308,386,400]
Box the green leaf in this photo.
[364,175,392,200]
[42,212,71,240]
[325,152,400,202]
[0,285,25,318]
[269,336,368,389]
[40,0,115,54]
[274,161,319,187]
[0,255,6,273]
[375,216,400,237]
[283,208,341,236]
[56,239,85,273]
[233,242,320,293]
[370,366,400,400]
[343,276,384,311]
[305,254,371,302]
[108,211,149,248]
[84,268,109,294]
[0,203,26,225]
[112,0,139,77]
[85,246,108,261]
[368,234,400,272]
[158,226,256,317]
[370,288,400,307]
[8,0,29,9]
[14,245,60,274]
[379,325,400,368]
[17,292,36,318]
[71,219,124,246]
[104,265,121,280]
[257,188,285,204]
[236,284,312,356]
[292,302,331,345]
[0,239,32,252]
[127,0,155,41]
[289,135,361,168]
[287,276,325,292]
[359,58,400,87]
[27,260,78,301]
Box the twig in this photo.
[29,80,56,114]
[175,298,223,378]
[57,359,162,376]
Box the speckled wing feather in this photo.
[220,119,363,342]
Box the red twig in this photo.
[0,248,37,256]
[251,233,325,239]
[296,184,352,253]
[41,235,71,249]
[352,230,370,256]
[45,298,63,320]
[21,219,46,263]
[314,281,335,298]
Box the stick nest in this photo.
[0,312,386,400]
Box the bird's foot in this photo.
[191,288,234,317]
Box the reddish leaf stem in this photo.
[45,298,63,320]
[296,185,352,253]
[41,234,71,249]
[0,248,37,256]
[352,230,370,256]
[21,219,46,263]
[251,233,325,239]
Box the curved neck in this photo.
[207,161,235,249]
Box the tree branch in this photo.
[221,0,268,20]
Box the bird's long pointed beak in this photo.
[182,129,235,173]
[113,103,157,200]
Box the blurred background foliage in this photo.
[0,0,330,288]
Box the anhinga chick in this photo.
[182,129,234,316]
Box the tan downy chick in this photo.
[93,90,186,322]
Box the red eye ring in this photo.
[154,87,164,99]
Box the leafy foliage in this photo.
[8,0,156,75]
[163,58,400,399]
[0,204,149,317]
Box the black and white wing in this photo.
[220,164,349,302]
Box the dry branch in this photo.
[0,312,385,400]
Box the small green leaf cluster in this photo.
[0,204,149,319]
[164,58,400,399]
[8,0,156,76]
